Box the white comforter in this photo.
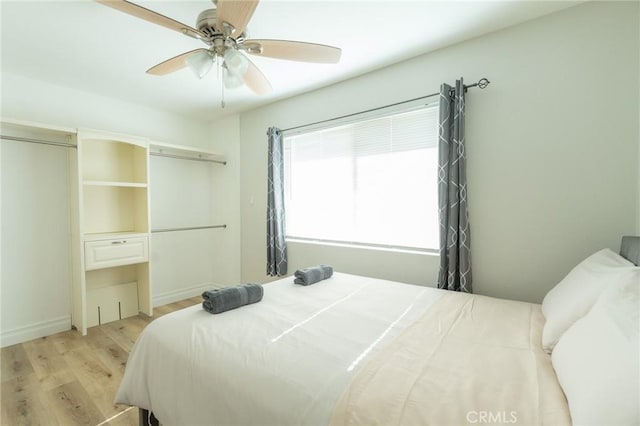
[115,273,442,425]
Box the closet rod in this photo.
[150,151,226,165]
[0,134,76,149]
[151,224,227,233]
[281,77,490,133]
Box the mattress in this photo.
[115,273,570,425]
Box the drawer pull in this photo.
[111,240,127,245]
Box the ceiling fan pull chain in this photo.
[215,58,225,108]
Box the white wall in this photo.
[238,1,639,303]
[1,72,210,149]
[209,115,242,285]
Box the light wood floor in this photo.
[1,296,202,426]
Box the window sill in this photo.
[286,237,439,256]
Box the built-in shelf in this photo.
[1,117,77,147]
[83,231,149,242]
[1,117,76,135]
[149,140,225,164]
[73,129,152,336]
[83,180,147,188]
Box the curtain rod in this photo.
[281,78,490,134]
[1,134,76,149]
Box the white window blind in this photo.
[284,105,439,251]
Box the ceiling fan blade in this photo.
[242,57,272,95]
[147,49,209,76]
[216,0,259,37]
[243,39,341,63]
[96,0,204,39]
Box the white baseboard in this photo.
[1,315,71,348]
[0,284,226,347]
[152,282,223,307]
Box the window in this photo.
[284,104,439,251]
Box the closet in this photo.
[1,119,225,343]
[148,142,226,306]
[0,119,76,346]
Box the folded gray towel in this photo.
[202,284,263,314]
[294,265,333,285]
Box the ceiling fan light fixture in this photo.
[223,67,244,89]
[186,50,214,79]
[223,48,249,76]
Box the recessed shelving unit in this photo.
[72,129,152,335]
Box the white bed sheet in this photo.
[115,273,442,425]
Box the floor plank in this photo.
[1,297,197,425]
[23,337,76,391]
[1,344,35,383]
[48,329,89,355]
[170,297,200,310]
[1,373,58,425]
[99,316,150,354]
[62,346,122,418]
[46,380,104,425]
[86,328,130,380]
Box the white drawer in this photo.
[84,236,148,270]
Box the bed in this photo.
[116,236,640,426]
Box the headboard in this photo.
[620,236,640,266]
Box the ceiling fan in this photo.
[96,0,342,103]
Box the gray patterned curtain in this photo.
[437,79,472,292]
[266,127,288,276]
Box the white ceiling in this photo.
[1,1,580,120]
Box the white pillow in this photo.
[541,248,638,353]
[552,278,640,426]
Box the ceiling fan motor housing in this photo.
[197,9,246,45]
[196,9,219,35]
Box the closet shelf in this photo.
[83,180,147,188]
[149,141,225,163]
[2,117,77,147]
[83,231,149,242]
[1,117,76,135]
